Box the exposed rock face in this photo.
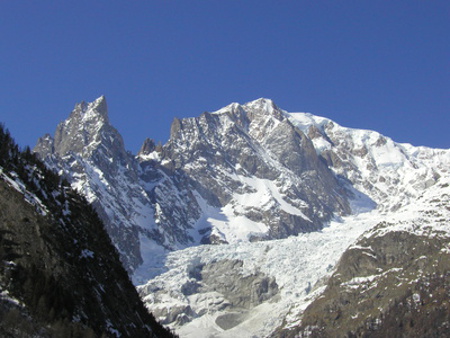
[139,138,156,156]
[276,231,450,337]
[159,99,351,241]
[34,97,162,273]
[290,113,447,212]
[0,125,174,337]
[138,258,278,326]
[187,259,278,309]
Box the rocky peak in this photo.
[89,95,108,118]
[244,97,278,112]
[33,97,148,272]
[34,96,127,161]
[70,95,109,124]
[138,137,156,156]
[169,117,183,140]
[210,98,285,129]
[211,102,243,116]
[33,133,54,156]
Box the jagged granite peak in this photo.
[38,95,118,159]
[73,94,108,121]
[34,96,160,273]
[90,94,108,116]
[139,137,156,156]
[35,95,137,186]
[33,133,55,155]
[137,138,162,157]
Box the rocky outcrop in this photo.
[297,115,447,213]
[139,258,278,326]
[185,259,279,309]
[275,228,450,337]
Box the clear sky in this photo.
[1,1,449,152]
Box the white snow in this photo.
[288,112,331,136]
[137,151,161,162]
[189,170,314,244]
[133,235,170,285]
[0,287,23,308]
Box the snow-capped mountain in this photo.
[34,96,450,336]
[34,96,352,274]
[35,96,159,272]
[135,107,450,337]
[290,111,447,212]
[157,98,350,243]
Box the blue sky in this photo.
[1,1,449,152]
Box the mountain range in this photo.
[32,96,450,337]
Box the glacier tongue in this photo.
[138,207,382,337]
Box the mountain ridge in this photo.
[32,96,450,336]
[34,96,355,274]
